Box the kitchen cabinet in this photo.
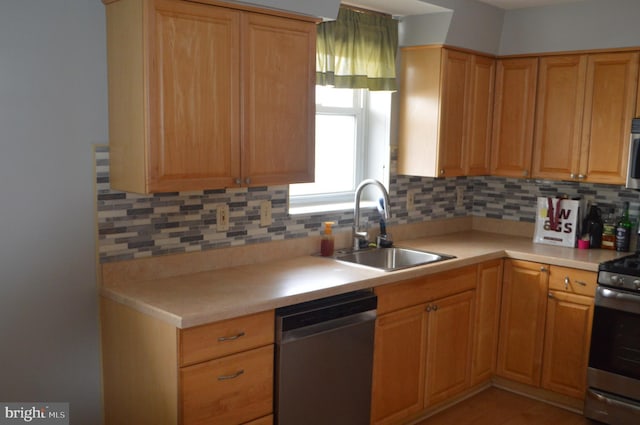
[532,52,639,183]
[471,259,503,386]
[541,266,596,400]
[580,52,639,184]
[496,259,548,386]
[101,298,275,425]
[424,290,475,407]
[531,55,587,180]
[104,0,316,194]
[490,57,538,178]
[398,46,495,178]
[370,304,427,425]
[497,261,597,402]
[371,265,478,424]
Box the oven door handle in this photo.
[596,286,640,314]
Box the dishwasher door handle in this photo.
[279,310,376,344]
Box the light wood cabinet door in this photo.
[467,55,496,175]
[496,259,548,386]
[242,12,315,187]
[532,55,587,181]
[438,49,472,177]
[147,0,241,192]
[542,291,594,400]
[580,51,639,184]
[371,304,427,425]
[471,259,503,386]
[424,290,475,407]
[491,57,538,178]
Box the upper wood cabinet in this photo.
[580,52,639,184]
[532,52,639,183]
[490,57,539,178]
[398,47,495,178]
[104,0,316,193]
[532,55,587,180]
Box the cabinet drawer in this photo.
[548,266,596,297]
[376,266,477,314]
[180,345,274,425]
[180,310,274,366]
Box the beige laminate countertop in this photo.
[101,230,626,329]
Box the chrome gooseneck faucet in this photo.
[353,179,391,250]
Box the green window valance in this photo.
[316,7,398,91]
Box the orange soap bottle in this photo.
[320,221,335,257]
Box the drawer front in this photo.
[180,344,274,425]
[375,265,477,314]
[548,266,597,297]
[180,310,274,366]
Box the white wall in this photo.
[0,0,107,423]
[499,0,640,54]
[400,0,504,54]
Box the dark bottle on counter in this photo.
[585,205,603,249]
[616,202,632,252]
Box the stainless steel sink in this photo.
[333,247,455,272]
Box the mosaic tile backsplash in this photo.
[95,146,640,263]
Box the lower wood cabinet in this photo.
[496,260,596,402]
[371,263,499,425]
[496,259,549,386]
[471,259,504,385]
[541,266,595,399]
[101,298,275,425]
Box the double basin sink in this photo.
[333,247,455,272]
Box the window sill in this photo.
[289,200,377,216]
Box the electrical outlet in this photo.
[216,204,230,232]
[456,187,465,208]
[407,189,418,211]
[260,200,272,227]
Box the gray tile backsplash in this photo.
[95,146,640,263]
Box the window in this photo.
[289,86,391,214]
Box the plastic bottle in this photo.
[616,202,632,252]
[320,221,335,257]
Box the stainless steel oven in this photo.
[585,255,640,424]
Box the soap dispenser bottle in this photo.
[320,221,335,257]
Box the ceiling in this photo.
[345,0,586,16]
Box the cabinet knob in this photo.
[570,173,577,179]
[540,267,548,273]
[245,177,251,185]
[522,170,529,177]
[575,280,588,287]
[548,292,555,299]
[426,305,432,312]
[234,178,242,185]
[440,169,445,175]
[432,305,438,311]
[578,174,586,180]
[564,276,570,289]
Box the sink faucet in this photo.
[353,179,391,250]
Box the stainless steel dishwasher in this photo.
[275,289,377,425]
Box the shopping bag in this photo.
[533,197,582,247]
